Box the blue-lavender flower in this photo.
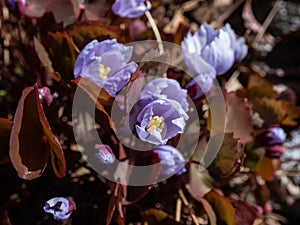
[130,97,188,145]
[112,0,151,18]
[74,39,138,97]
[153,145,186,176]
[182,22,248,75]
[43,197,76,221]
[139,78,189,112]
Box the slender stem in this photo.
[212,0,245,27]
[145,10,164,55]
[178,189,199,225]
[254,0,282,43]
[175,198,182,222]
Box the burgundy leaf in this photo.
[9,85,66,180]
[232,200,262,225]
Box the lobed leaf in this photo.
[252,98,287,127]
[225,92,254,144]
[206,133,245,179]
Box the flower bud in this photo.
[38,87,53,106]
[94,144,116,164]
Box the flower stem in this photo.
[145,10,164,55]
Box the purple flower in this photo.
[182,23,248,75]
[131,97,188,145]
[94,144,116,164]
[112,0,151,18]
[43,197,76,221]
[153,145,186,176]
[256,127,287,146]
[140,78,189,112]
[74,39,138,97]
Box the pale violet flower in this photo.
[153,145,186,176]
[130,97,188,145]
[139,78,189,112]
[112,0,151,18]
[182,23,248,75]
[43,197,76,221]
[74,39,138,97]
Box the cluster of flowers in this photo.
[39,2,248,220]
[75,39,189,176]
[182,23,248,99]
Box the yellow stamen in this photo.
[99,64,111,79]
[146,116,165,133]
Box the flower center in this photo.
[99,64,111,80]
[146,116,165,133]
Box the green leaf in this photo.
[244,146,264,169]
[67,21,118,50]
[204,190,237,225]
[206,133,245,179]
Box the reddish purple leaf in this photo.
[9,85,66,180]
[232,200,262,225]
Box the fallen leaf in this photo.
[141,208,183,225]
